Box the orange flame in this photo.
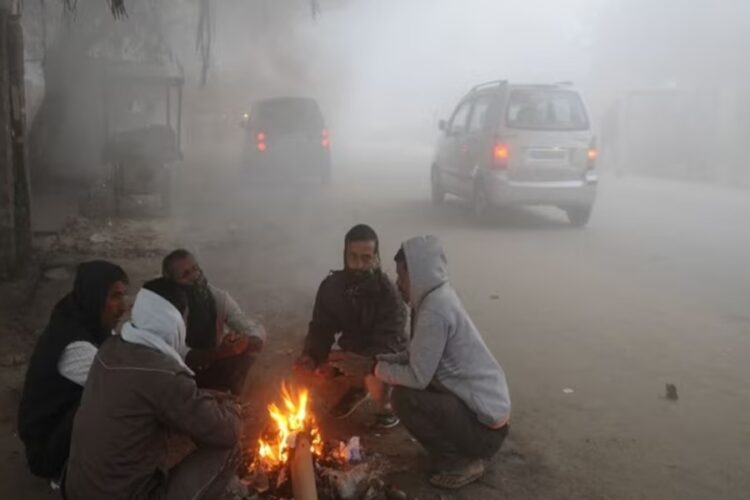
[256,382,323,469]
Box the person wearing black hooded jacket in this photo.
[17,261,129,482]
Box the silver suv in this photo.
[431,81,598,226]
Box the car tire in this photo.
[566,206,592,227]
[431,167,446,205]
[472,183,491,220]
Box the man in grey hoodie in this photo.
[335,235,511,489]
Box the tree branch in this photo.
[60,0,127,19]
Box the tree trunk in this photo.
[8,13,30,263]
[0,7,17,276]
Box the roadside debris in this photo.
[665,383,678,401]
[43,266,73,281]
[0,351,26,367]
[321,463,370,499]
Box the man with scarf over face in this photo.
[295,224,407,428]
[162,249,267,395]
[18,261,129,484]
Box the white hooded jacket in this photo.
[121,289,193,375]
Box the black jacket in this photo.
[17,261,126,478]
[303,270,407,365]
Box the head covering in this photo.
[400,235,449,310]
[121,288,193,374]
[71,260,129,344]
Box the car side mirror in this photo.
[438,119,447,132]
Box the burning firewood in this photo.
[240,381,403,500]
[291,431,318,500]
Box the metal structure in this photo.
[101,61,184,215]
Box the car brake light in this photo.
[491,143,509,169]
[586,139,597,169]
[257,142,267,152]
[321,129,330,148]
[256,132,266,142]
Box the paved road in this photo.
[5,148,749,499]
[175,151,750,499]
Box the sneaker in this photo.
[330,388,370,419]
[374,412,400,429]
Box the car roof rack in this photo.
[470,80,508,93]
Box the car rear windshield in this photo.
[505,89,589,131]
[253,99,324,133]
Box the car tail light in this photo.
[491,143,509,170]
[321,129,330,149]
[586,139,597,169]
[256,131,267,152]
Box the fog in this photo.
[15,1,750,498]
[204,0,601,159]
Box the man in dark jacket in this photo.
[17,261,129,484]
[65,278,242,500]
[295,224,407,427]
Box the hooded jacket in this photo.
[65,288,241,500]
[121,289,192,373]
[17,261,127,478]
[374,236,511,428]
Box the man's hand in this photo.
[215,332,251,360]
[294,354,316,374]
[203,389,242,416]
[186,349,215,371]
[328,351,376,379]
[246,336,264,353]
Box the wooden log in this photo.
[290,432,318,500]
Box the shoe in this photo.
[330,388,370,419]
[429,458,486,490]
[374,412,400,429]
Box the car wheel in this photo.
[472,183,491,220]
[431,167,446,204]
[566,206,592,227]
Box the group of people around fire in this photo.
[17,225,511,499]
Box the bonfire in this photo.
[244,381,367,500]
[256,383,324,469]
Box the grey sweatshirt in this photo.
[374,235,511,427]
